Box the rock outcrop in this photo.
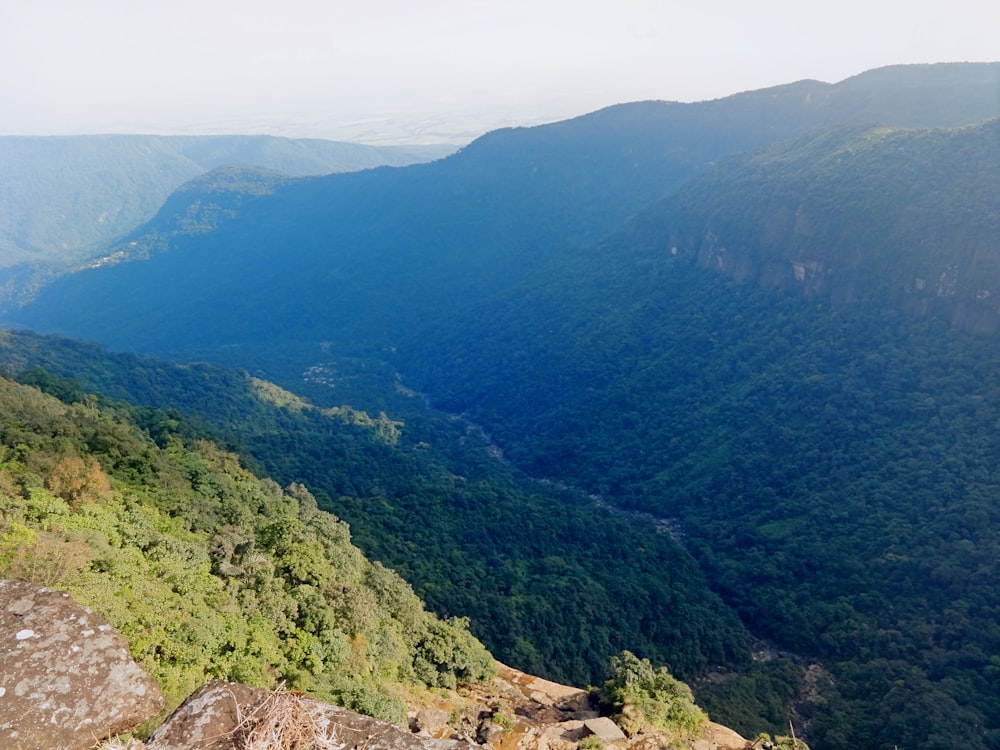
[146,681,478,750]
[453,663,749,750]
[0,581,753,750]
[0,580,164,750]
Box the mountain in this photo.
[10,63,1000,351]
[395,120,1000,748]
[400,116,1000,735]
[0,134,454,308]
[0,364,496,725]
[0,353,743,747]
[633,120,1000,329]
[0,330,752,706]
[4,63,1000,749]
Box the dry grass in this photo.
[95,685,352,750]
[93,737,145,750]
[232,685,344,750]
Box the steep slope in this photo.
[394,121,1000,749]
[0,134,453,265]
[4,64,1000,750]
[0,330,753,702]
[9,63,1000,352]
[640,120,1000,329]
[0,369,495,725]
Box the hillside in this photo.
[397,121,1000,748]
[0,368,496,725]
[0,134,453,308]
[0,331,753,704]
[8,63,1000,348]
[0,339,763,749]
[3,63,1000,750]
[651,121,1000,329]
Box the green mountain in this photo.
[0,330,751,700]
[633,120,1000,329]
[397,120,1000,748]
[8,64,1000,349]
[3,63,1000,749]
[0,363,494,725]
[0,134,453,307]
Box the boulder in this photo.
[147,681,482,750]
[411,707,450,736]
[700,721,753,750]
[0,580,164,750]
[584,716,627,742]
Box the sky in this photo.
[1,0,997,145]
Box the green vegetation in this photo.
[411,251,1000,747]
[394,121,1000,748]
[0,134,451,271]
[5,65,1000,750]
[0,373,494,722]
[0,331,752,694]
[600,651,706,739]
[693,658,805,739]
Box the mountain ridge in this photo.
[10,64,999,350]
[622,119,1000,330]
[3,62,1000,749]
[0,133,455,301]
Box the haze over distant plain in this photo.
[2,0,997,145]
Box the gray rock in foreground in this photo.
[147,681,481,750]
[0,579,164,750]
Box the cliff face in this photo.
[630,120,1000,334]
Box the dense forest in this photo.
[407,263,1000,748]
[3,63,1000,750]
[0,331,752,699]
[0,369,498,727]
[393,122,1000,748]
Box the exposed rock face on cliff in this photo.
[0,580,164,750]
[441,663,749,750]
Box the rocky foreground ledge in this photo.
[0,580,753,750]
[0,580,163,749]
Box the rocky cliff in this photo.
[0,581,766,750]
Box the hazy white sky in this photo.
[1,0,997,144]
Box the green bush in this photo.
[600,650,706,738]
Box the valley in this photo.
[2,62,1000,749]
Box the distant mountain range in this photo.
[0,133,453,305]
[10,63,1000,347]
[4,62,1000,749]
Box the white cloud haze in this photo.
[1,0,997,143]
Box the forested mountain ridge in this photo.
[0,362,741,747]
[397,119,1000,748]
[0,134,453,309]
[0,330,753,707]
[8,63,1000,351]
[2,63,1000,749]
[0,365,496,727]
[622,119,1000,330]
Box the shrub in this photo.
[600,650,706,738]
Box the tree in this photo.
[601,651,706,738]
